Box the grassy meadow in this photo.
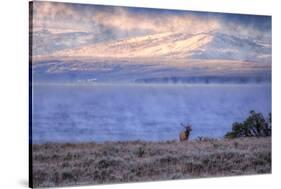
[32,137,271,187]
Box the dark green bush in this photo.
[225,111,271,138]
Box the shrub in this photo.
[136,147,145,158]
[225,111,271,138]
[196,136,216,142]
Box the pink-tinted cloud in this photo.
[32,1,220,35]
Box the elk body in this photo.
[179,123,192,141]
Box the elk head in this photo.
[181,123,192,135]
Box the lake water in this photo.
[31,84,271,143]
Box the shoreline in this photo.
[31,137,271,187]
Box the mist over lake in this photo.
[31,83,271,143]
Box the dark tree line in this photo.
[225,111,271,139]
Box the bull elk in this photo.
[179,123,192,141]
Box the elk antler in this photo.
[180,123,186,128]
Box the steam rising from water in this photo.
[32,84,271,143]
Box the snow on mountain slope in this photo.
[43,31,271,63]
[191,32,271,63]
[32,31,271,83]
[50,32,212,59]
[32,30,96,56]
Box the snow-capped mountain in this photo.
[190,32,271,63]
[50,32,211,59]
[32,31,271,83]
[39,31,271,64]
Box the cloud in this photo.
[32,1,220,35]
[33,1,77,20]
[32,2,91,33]
[93,8,220,34]
[31,1,271,57]
[32,1,271,39]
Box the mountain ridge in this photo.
[34,31,271,64]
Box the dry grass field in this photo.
[31,137,271,187]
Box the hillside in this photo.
[36,31,271,64]
[31,31,271,83]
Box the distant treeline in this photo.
[135,76,271,84]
